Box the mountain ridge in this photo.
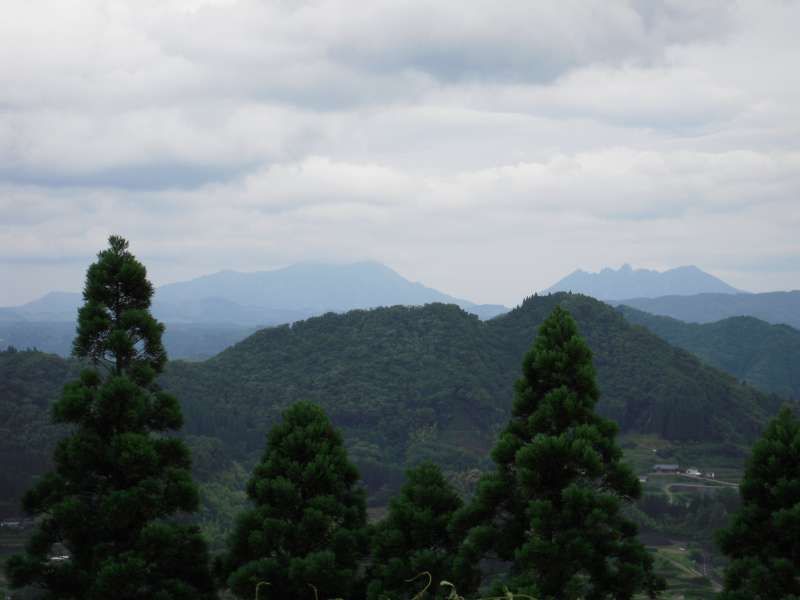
[1,261,508,326]
[545,264,743,300]
[618,290,800,330]
[618,305,800,399]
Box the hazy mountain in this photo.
[619,290,800,330]
[1,291,82,322]
[544,264,742,300]
[619,306,800,400]
[1,262,508,327]
[0,321,258,361]
[156,261,507,318]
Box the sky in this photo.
[1,0,798,306]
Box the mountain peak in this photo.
[544,264,743,300]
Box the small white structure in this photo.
[686,468,701,476]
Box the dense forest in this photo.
[619,306,800,400]
[2,293,783,518]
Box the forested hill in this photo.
[0,349,77,516]
[162,293,780,491]
[619,306,800,400]
[1,294,783,512]
[618,290,800,329]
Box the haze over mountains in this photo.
[0,262,507,325]
[619,291,800,330]
[544,264,743,300]
[0,262,509,357]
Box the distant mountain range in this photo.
[619,290,800,330]
[0,262,508,358]
[544,264,743,300]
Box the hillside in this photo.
[619,290,800,329]
[1,294,782,513]
[0,349,75,517]
[544,264,742,300]
[619,306,800,400]
[162,294,779,497]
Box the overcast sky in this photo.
[1,0,798,306]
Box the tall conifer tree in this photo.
[453,305,663,599]
[5,236,216,599]
[218,401,368,600]
[716,406,800,599]
[366,461,467,599]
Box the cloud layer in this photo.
[1,0,798,305]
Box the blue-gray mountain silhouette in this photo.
[544,264,742,300]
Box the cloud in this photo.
[0,0,798,304]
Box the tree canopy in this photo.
[454,305,664,599]
[366,461,468,599]
[717,406,800,599]
[218,401,368,599]
[4,235,216,600]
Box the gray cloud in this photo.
[0,0,798,305]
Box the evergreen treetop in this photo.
[4,235,216,600]
[717,406,800,599]
[219,401,368,600]
[454,305,664,599]
[366,461,467,600]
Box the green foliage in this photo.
[453,306,665,600]
[0,348,74,517]
[218,401,368,599]
[4,236,216,600]
[620,306,800,401]
[367,462,468,599]
[160,294,776,507]
[716,406,800,599]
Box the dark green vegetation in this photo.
[2,293,781,516]
[5,236,216,600]
[618,290,800,330]
[0,348,75,518]
[217,401,368,600]
[453,307,663,599]
[366,462,465,600]
[619,306,800,399]
[716,407,800,599]
[163,292,779,505]
[2,291,792,598]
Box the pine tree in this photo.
[218,401,368,599]
[716,406,800,599]
[366,461,466,600]
[453,305,663,599]
[5,235,216,600]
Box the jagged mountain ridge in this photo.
[545,264,743,300]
